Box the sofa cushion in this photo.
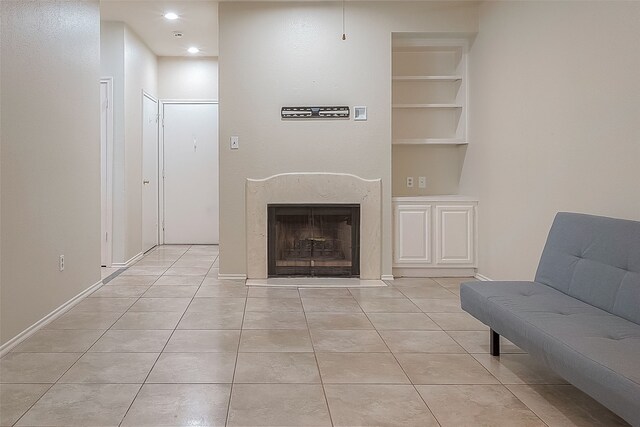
[535,212,640,324]
[461,280,640,425]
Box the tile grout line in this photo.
[8,246,189,427]
[393,279,549,427]
[7,273,580,426]
[7,245,213,427]
[10,302,145,424]
[224,266,249,427]
[500,384,550,427]
[117,245,198,426]
[299,287,336,427]
[9,382,57,427]
[350,291,444,427]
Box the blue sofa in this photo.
[461,212,640,426]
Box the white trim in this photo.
[0,279,104,357]
[246,278,386,288]
[475,273,493,281]
[112,252,143,268]
[143,90,158,103]
[381,274,395,281]
[158,100,218,245]
[217,273,247,281]
[392,267,476,278]
[100,78,114,267]
[435,205,476,266]
[161,99,219,104]
[394,204,432,265]
[392,195,478,202]
[142,92,160,251]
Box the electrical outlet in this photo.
[418,176,427,188]
[230,136,239,150]
[406,177,414,188]
[59,255,65,271]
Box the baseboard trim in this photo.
[381,275,395,281]
[475,273,493,281]
[218,274,247,281]
[393,267,476,278]
[111,252,143,268]
[0,278,104,357]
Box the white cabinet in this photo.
[435,205,475,265]
[393,196,477,277]
[394,204,432,264]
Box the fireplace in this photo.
[268,204,360,277]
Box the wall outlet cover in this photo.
[354,106,367,121]
[406,177,414,188]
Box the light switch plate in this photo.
[354,106,367,121]
[230,136,239,150]
[418,176,426,188]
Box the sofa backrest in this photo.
[535,212,640,324]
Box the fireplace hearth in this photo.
[268,204,360,277]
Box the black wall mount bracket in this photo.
[281,106,350,120]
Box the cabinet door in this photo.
[435,205,475,266]
[394,204,432,265]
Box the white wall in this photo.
[460,1,640,280]
[1,1,101,346]
[392,145,465,196]
[100,21,158,264]
[218,2,478,278]
[158,57,218,100]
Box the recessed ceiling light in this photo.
[187,47,200,54]
[164,12,179,20]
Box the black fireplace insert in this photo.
[267,204,360,277]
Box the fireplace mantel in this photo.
[246,173,382,279]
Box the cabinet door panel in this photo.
[394,204,431,264]
[436,205,475,265]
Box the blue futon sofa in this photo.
[460,212,640,426]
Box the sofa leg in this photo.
[490,329,500,356]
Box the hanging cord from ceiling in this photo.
[342,0,346,40]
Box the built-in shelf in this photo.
[393,138,467,145]
[392,75,462,82]
[392,38,468,144]
[393,104,462,109]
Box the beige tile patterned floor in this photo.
[0,245,629,426]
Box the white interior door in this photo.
[100,80,112,267]
[142,94,159,252]
[162,102,219,244]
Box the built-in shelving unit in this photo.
[392,38,468,145]
[390,35,477,274]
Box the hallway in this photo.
[0,246,625,426]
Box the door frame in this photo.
[158,100,219,245]
[100,78,114,267]
[142,91,160,252]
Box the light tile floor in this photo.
[0,245,629,426]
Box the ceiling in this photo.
[100,0,473,57]
[100,1,219,57]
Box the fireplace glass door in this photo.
[268,204,360,277]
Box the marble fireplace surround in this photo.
[246,173,382,279]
